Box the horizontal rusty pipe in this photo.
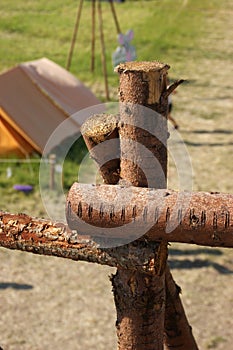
[66,183,233,248]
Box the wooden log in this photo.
[164,266,198,350]
[91,0,96,72]
[0,211,162,273]
[111,266,166,350]
[81,113,120,184]
[97,0,110,100]
[67,183,233,248]
[78,61,196,349]
[112,61,170,350]
[116,61,170,188]
[66,0,84,71]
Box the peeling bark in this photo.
[111,267,166,350]
[0,211,161,273]
[164,266,199,349]
[110,61,170,349]
[81,113,120,184]
[116,61,169,189]
[66,183,233,248]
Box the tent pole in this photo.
[66,0,84,71]
[91,0,96,72]
[97,0,110,100]
[109,0,121,34]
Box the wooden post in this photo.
[97,0,110,100]
[67,183,233,248]
[113,61,197,350]
[91,0,96,72]
[49,154,56,191]
[116,62,184,188]
[81,113,120,184]
[164,266,198,349]
[111,61,169,350]
[109,0,121,34]
[74,61,196,349]
[66,0,84,71]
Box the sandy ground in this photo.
[0,1,233,349]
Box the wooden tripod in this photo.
[66,0,121,100]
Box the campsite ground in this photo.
[0,0,233,349]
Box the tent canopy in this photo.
[0,58,100,157]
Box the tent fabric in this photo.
[0,58,100,157]
[0,115,35,157]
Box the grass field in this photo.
[0,0,224,94]
[0,0,231,210]
[0,0,233,349]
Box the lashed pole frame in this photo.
[1,62,233,348]
[72,61,198,349]
[112,62,195,350]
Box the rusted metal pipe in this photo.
[66,183,233,248]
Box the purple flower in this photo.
[13,184,33,193]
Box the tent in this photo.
[0,57,100,157]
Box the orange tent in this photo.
[0,58,100,157]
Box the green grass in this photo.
[0,0,224,91]
[0,0,229,214]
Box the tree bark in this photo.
[81,113,120,184]
[116,61,169,188]
[111,267,166,350]
[164,266,198,349]
[114,62,198,350]
[70,60,197,349]
[67,183,233,248]
[110,61,170,349]
[0,211,162,272]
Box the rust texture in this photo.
[164,266,199,350]
[0,211,163,273]
[67,183,233,248]
[81,113,120,184]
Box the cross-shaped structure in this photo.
[1,61,233,349]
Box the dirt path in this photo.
[0,1,232,349]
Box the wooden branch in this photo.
[109,0,121,34]
[0,211,163,273]
[116,61,170,189]
[66,0,84,70]
[111,266,166,350]
[67,183,233,248]
[164,266,198,349]
[163,79,185,98]
[81,113,120,184]
[91,0,96,72]
[97,0,109,100]
[80,64,198,350]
